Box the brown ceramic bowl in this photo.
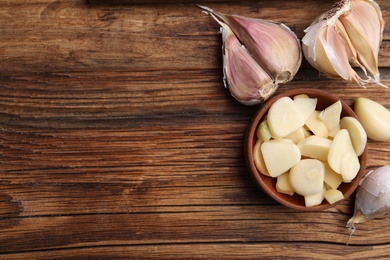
[244,88,368,211]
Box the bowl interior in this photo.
[245,88,367,211]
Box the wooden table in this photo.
[1,0,390,258]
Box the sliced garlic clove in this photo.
[219,20,278,105]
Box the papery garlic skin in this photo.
[347,166,390,232]
[302,0,386,87]
[220,21,278,105]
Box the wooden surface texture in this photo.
[1,0,390,258]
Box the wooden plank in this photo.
[2,243,390,259]
[0,0,390,74]
[0,204,389,252]
[90,0,260,3]
[0,72,389,120]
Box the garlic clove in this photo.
[354,97,390,141]
[302,19,369,86]
[221,15,302,84]
[323,23,356,81]
[302,0,386,88]
[302,21,337,77]
[219,20,278,105]
[198,5,302,85]
[334,19,366,73]
[347,166,390,236]
[302,0,351,71]
[327,22,372,86]
[339,0,384,82]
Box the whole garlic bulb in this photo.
[302,0,386,88]
[347,166,390,233]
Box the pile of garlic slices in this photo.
[253,94,366,207]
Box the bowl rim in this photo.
[244,88,368,211]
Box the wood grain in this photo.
[1,0,390,75]
[1,0,390,258]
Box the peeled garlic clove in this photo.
[347,166,390,234]
[219,20,278,105]
[339,0,384,82]
[302,0,386,87]
[354,97,390,141]
[198,5,302,85]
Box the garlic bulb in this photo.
[302,0,386,88]
[347,166,390,234]
[199,5,302,105]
